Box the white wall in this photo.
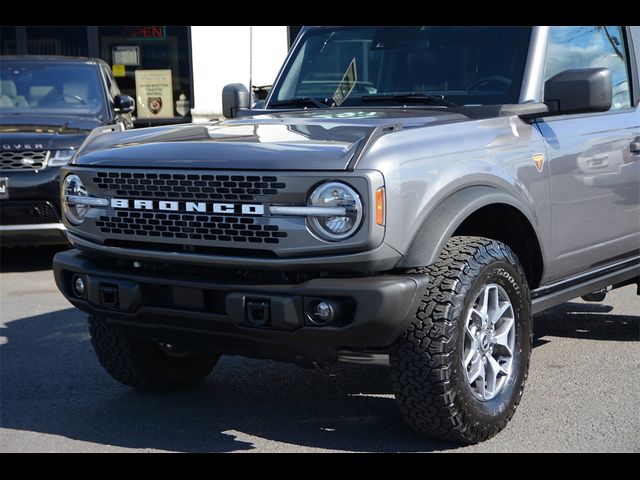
[190,26,289,121]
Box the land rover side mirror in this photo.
[544,68,612,115]
[113,94,135,114]
[222,83,250,118]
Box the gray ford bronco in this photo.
[53,26,640,443]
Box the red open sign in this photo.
[122,26,166,39]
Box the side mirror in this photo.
[113,94,135,114]
[544,68,612,115]
[222,83,250,119]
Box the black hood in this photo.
[0,114,102,150]
[72,109,467,171]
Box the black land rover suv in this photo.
[0,56,134,246]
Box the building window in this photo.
[98,26,193,125]
[25,27,89,56]
[1,27,17,55]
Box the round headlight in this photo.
[307,182,363,241]
[62,174,88,225]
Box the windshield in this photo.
[270,26,532,108]
[0,61,107,117]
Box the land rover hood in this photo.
[0,114,100,150]
[73,109,466,170]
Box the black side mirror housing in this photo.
[113,94,135,114]
[544,67,612,115]
[222,83,250,119]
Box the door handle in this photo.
[631,136,640,154]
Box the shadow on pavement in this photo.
[1,299,637,452]
[534,301,640,343]
[0,245,69,273]
[0,307,458,452]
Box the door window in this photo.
[544,26,632,110]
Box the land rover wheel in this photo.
[88,315,220,392]
[390,236,532,443]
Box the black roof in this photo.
[0,55,108,66]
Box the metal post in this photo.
[249,25,253,106]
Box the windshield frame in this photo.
[0,60,110,119]
[266,26,535,110]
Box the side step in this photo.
[531,257,639,314]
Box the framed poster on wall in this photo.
[112,45,140,66]
[134,69,174,119]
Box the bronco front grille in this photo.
[92,172,286,202]
[96,210,287,244]
[0,150,50,171]
[78,168,363,257]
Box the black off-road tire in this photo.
[88,315,220,392]
[390,236,532,443]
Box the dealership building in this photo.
[0,26,302,125]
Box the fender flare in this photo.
[397,185,544,268]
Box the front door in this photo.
[536,26,640,281]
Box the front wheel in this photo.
[88,315,220,392]
[390,236,532,443]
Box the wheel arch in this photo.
[397,185,545,289]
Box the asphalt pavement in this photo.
[1,246,638,452]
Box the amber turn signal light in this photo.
[376,187,385,226]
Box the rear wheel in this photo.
[88,315,219,392]
[390,236,532,443]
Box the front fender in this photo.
[397,185,544,268]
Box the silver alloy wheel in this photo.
[462,283,516,401]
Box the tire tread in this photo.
[391,236,531,443]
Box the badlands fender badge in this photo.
[532,153,545,173]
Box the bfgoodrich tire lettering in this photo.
[88,315,219,392]
[390,236,532,443]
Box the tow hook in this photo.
[245,298,271,326]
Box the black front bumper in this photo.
[53,249,428,365]
[0,167,67,246]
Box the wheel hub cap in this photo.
[480,332,491,351]
[462,283,516,401]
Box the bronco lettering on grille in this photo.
[109,198,265,215]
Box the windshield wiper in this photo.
[361,93,456,108]
[269,97,332,109]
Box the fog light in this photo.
[71,274,86,298]
[312,300,334,324]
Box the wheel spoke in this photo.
[485,355,507,395]
[488,286,500,319]
[466,320,477,340]
[467,354,484,384]
[476,367,486,399]
[463,345,476,368]
[488,355,509,376]
[492,318,514,354]
[478,287,490,318]
[490,301,512,325]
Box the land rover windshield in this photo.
[0,61,107,117]
[270,26,532,108]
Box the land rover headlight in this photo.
[62,174,90,225]
[49,149,76,167]
[307,182,363,241]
